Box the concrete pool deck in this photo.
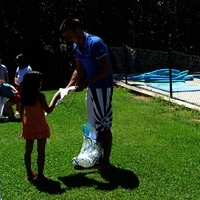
[114,74,200,111]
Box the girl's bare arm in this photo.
[39,92,60,114]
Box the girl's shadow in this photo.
[58,165,139,191]
[31,179,65,194]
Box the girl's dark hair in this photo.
[20,71,42,106]
[15,54,29,69]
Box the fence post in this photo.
[168,48,173,98]
[124,45,128,84]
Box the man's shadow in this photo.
[97,165,139,190]
[58,165,139,191]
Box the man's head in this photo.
[59,16,83,43]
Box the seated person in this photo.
[0,79,20,120]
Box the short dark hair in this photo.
[15,54,29,69]
[59,16,82,32]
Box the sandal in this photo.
[26,171,37,181]
[37,174,48,181]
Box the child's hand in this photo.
[21,115,26,124]
[55,86,77,105]
[60,86,77,99]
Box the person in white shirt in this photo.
[0,54,9,83]
[0,53,9,118]
[14,54,32,114]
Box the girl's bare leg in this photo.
[37,139,47,176]
[25,139,34,174]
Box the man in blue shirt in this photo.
[60,16,113,169]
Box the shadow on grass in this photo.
[97,165,139,190]
[0,118,21,123]
[58,165,139,191]
[31,179,65,194]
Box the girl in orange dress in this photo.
[20,71,60,181]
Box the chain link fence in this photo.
[110,46,200,107]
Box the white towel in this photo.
[45,86,77,115]
[56,86,77,105]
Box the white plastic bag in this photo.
[72,124,102,168]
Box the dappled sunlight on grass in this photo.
[1,87,200,199]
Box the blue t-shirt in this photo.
[0,83,14,98]
[73,33,113,88]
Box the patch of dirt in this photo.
[168,106,175,110]
[133,94,151,101]
[191,119,200,123]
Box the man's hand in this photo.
[75,81,87,92]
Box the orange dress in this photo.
[21,101,50,139]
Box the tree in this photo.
[0,0,200,85]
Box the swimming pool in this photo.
[192,75,200,79]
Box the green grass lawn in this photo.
[1,86,200,200]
